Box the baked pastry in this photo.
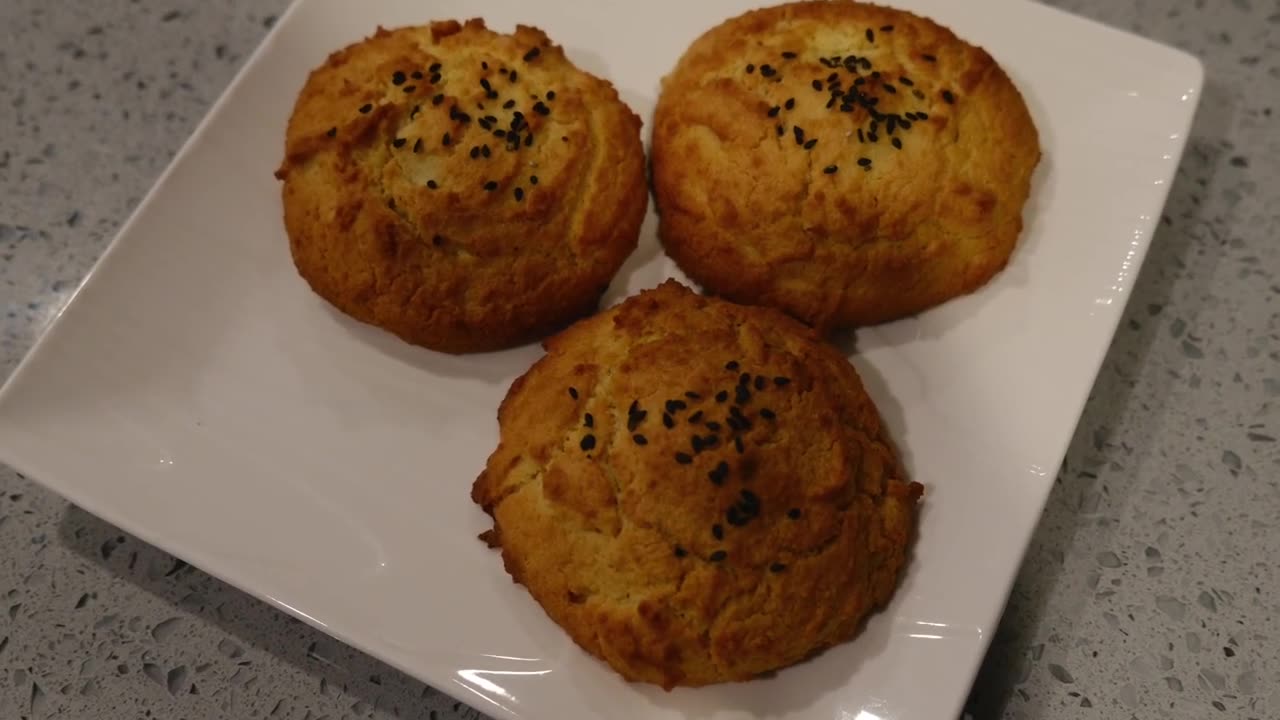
[652,1,1040,331]
[472,280,923,688]
[275,20,647,353]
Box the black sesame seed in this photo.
[509,70,518,82]
[804,138,817,150]
[431,234,444,246]
[674,545,687,558]
[781,51,797,59]
[709,550,727,562]
[884,83,897,94]
[726,416,744,432]
[684,391,702,400]
[484,180,498,191]
[753,375,767,391]
[705,421,722,432]
[784,97,795,110]
[533,101,550,116]
[410,105,420,119]
[411,71,423,80]
[917,111,930,119]
[513,187,524,202]
[675,452,693,465]
[392,71,406,85]
[735,436,745,454]
[770,562,788,573]
[824,164,839,174]
[735,385,751,405]
[900,77,914,87]
[887,116,897,134]
[413,138,423,153]
[524,133,533,147]
[633,434,648,446]
[812,79,823,91]
[430,72,442,84]
[429,62,442,73]
[387,198,396,210]
[793,126,805,144]
[712,524,724,540]
[857,128,866,143]
[760,408,776,420]
[715,391,729,403]
[546,90,556,100]
[663,413,675,429]
[740,489,760,509]
[745,63,756,74]
[881,24,895,32]
[393,137,407,148]
[777,123,786,136]
[580,434,596,451]
[787,508,802,519]
[432,93,444,106]
[442,132,452,146]
[774,376,791,387]
[866,28,875,42]
[760,64,776,77]
[726,506,746,526]
[942,89,956,104]
[826,96,837,109]
[523,47,541,62]
[892,137,903,150]
[868,132,879,143]
[482,144,491,157]
[470,146,480,159]
[923,53,937,63]
[427,180,438,189]
[359,103,373,114]
[494,129,506,138]
[689,410,704,424]
[725,361,740,371]
[858,157,872,167]
[583,413,594,428]
[691,436,704,453]
[767,105,781,118]
[326,127,336,137]
[738,373,751,386]
[900,119,912,130]
[665,399,684,414]
[402,85,417,94]
[530,175,539,185]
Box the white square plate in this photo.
[0,1,1201,718]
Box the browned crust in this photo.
[472,280,923,688]
[652,1,1041,332]
[276,19,647,353]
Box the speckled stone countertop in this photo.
[0,0,1275,718]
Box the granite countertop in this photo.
[1,0,1276,718]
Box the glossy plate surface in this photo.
[0,1,1202,718]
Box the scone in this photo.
[472,280,923,688]
[652,1,1040,331]
[275,20,647,353]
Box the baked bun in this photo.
[652,1,1040,331]
[275,19,647,353]
[472,280,923,688]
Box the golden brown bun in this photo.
[652,1,1040,331]
[472,280,923,689]
[276,20,647,353]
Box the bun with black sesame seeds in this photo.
[471,280,923,689]
[274,19,647,353]
[652,1,1041,332]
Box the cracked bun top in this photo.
[652,1,1040,332]
[276,19,647,353]
[472,280,923,688]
